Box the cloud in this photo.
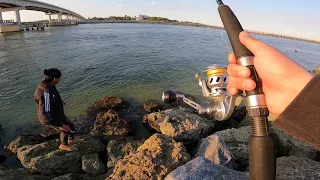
[117,4,123,8]
[107,5,112,8]
[83,5,89,8]
[149,2,156,6]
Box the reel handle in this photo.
[217,1,276,180]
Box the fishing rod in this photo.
[162,0,276,179]
[216,0,275,179]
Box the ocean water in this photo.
[0,23,319,144]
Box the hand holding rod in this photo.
[216,1,276,180]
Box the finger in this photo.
[227,85,239,95]
[228,52,237,64]
[227,64,251,78]
[239,31,271,55]
[228,76,256,90]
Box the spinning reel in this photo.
[162,65,237,121]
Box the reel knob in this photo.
[162,90,177,104]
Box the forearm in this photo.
[273,75,320,150]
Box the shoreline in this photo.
[79,20,320,44]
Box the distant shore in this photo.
[79,20,320,44]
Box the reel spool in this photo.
[195,65,229,99]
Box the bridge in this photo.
[0,0,86,33]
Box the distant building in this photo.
[136,14,149,21]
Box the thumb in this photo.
[239,31,271,55]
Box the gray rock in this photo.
[0,167,53,180]
[194,135,236,169]
[144,108,214,143]
[107,133,190,180]
[276,156,320,180]
[82,153,106,176]
[16,136,105,175]
[6,135,44,154]
[165,157,248,180]
[214,126,250,169]
[51,173,105,180]
[270,125,319,160]
[40,126,60,138]
[107,137,145,168]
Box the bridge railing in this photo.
[0,20,15,24]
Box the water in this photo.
[0,23,319,144]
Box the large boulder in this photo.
[194,135,236,169]
[314,67,320,74]
[269,125,319,159]
[87,97,125,120]
[0,167,53,180]
[91,110,132,137]
[143,108,214,143]
[6,135,44,154]
[276,156,320,180]
[16,136,105,175]
[107,133,190,180]
[107,137,145,168]
[214,126,250,170]
[82,153,106,176]
[143,100,164,113]
[165,157,248,180]
[215,125,320,170]
[51,173,105,180]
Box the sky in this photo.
[1,0,320,40]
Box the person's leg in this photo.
[62,116,79,145]
[59,130,78,151]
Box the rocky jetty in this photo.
[2,95,319,179]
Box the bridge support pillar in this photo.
[58,14,62,22]
[14,10,22,30]
[0,12,3,22]
[48,14,52,23]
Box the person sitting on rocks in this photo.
[34,68,78,152]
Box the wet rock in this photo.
[82,153,106,176]
[276,156,320,180]
[107,133,190,180]
[314,67,320,74]
[91,110,132,137]
[16,136,105,175]
[6,135,44,154]
[51,173,105,180]
[144,108,214,143]
[143,100,164,113]
[194,135,236,169]
[214,126,250,170]
[165,157,248,180]
[87,97,125,120]
[107,137,145,168]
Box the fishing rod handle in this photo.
[249,136,276,180]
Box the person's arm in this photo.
[273,75,320,150]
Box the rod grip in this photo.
[218,5,253,59]
[249,136,276,180]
